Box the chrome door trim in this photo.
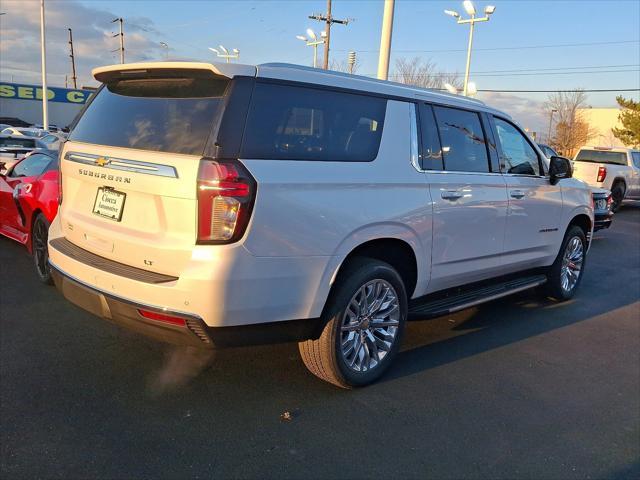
[409,103,422,173]
[64,151,178,178]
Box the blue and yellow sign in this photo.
[0,82,93,104]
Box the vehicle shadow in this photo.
[381,285,638,385]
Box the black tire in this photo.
[32,213,53,285]
[298,257,407,389]
[544,225,587,301]
[610,182,626,212]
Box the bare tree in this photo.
[392,57,461,90]
[546,90,596,157]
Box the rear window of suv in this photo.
[70,71,228,155]
[575,149,627,165]
[240,83,387,162]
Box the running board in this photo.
[408,275,547,318]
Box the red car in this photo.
[0,149,59,283]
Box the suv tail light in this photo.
[597,166,607,183]
[197,159,256,244]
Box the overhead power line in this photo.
[474,88,640,93]
[381,68,640,78]
[334,39,639,54]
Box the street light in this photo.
[444,1,496,96]
[296,29,326,68]
[208,44,240,63]
[159,41,168,60]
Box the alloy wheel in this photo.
[340,279,400,373]
[560,236,583,292]
[33,218,50,279]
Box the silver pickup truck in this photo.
[572,146,640,211]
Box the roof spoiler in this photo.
[92,62,256,83]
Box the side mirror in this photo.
[549,156,572,185]
[0,161,6,176]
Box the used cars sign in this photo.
[0,82,93,104]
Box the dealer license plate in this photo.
[92,187,126,222]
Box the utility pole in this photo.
[376,0,395,80]
[68,28,77,89]
[40,0,48,130]
[112,17,124,63]
[308,0,351,70]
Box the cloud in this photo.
[0,0,163,88]
[478,91,549,135]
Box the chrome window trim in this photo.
[409,103,422,173]
[424,170,504,176]
[64,151,178,178]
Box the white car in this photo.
[573,146,640,211]
[1,127,48,139]
[48,61,593,388]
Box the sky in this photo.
[0,0,639,134]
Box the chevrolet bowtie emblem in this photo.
[95,156,110,167]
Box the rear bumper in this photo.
[50,263,321,348]
[594,212,613,231]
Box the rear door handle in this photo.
[510,190,525,199]
[441,190,463,200]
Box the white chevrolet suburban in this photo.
[573,146,640,211]
[48,62,593,388]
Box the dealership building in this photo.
[0,82,94,128]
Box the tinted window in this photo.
[494,117,541,175]
[419,104,443,170]
[9,154,51,178]
[241,83,387,161]
[632,152,640,168]
[433,106,489,173]
[70,72,228,155]
[575,149,627,165]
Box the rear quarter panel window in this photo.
[240,83,387,162]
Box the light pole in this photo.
[376,0,395,80]
[208,45,239,63]
[39,0,48,130]
[444,1,496,96]
[547,109,558,143]
[160,42,169,60]
[296,29,326,68]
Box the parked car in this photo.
[1,127,48,139]
[0,149,59,283]
[48,61,593,388]
[537,143,558,159]
[591,188,613,231]
[31,123,61,132]
[0,135,47,173]
[0,117,31,128]
[39,132,66,151]
[572,146,640,211]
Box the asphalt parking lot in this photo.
[1,204,639,479]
